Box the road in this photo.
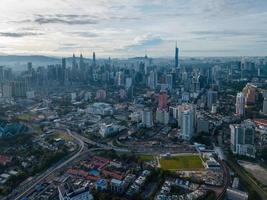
[226,158,267,200]
[12,129,85,200]
[12,123,230,200]
[216,160,230,200]
[211,124,231,200]
[12,127,131,200]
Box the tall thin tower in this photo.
[93,52,96,66]
[175,41,179,68]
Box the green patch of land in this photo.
[53,131,74,141]
[139,155,155,162]
[159,155,204,171]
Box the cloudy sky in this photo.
[0,0,266,57]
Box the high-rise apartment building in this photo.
[236,92,245,116]
[158,90,168,110]
[230,122,255,158]
[141,109,153,128]
[207,90,218,110]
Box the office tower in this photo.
[61,58,66,85]
[211,65,221,84]
[156,109,169,125]
[166,74,173,90]
[262,97,267,115]
[182,109,194,140]
[93,52,96,66]
[72,54,77,71]
[79,54,85,71]
[0,66,3,82]
[27,62,33,71]
[72,54,78,80]
[192,72,200,92]
[197,116,209,133]
[207,90,218,110]
[147,71,156,90]
[13,81,27,97]
[236,92,245,116]
[2,81,27,98]
[158,90,168,110]
[242,83,257,106]
[142,109,153,128]
[116,71,125,86]
[230,122,255,157]
[144,54,149,75]
[258,67,261,77]
[125,77,132,89]
[175,41,179,68]
[169,106,179,120]
[79,54,86,81]
[2,83,12,98]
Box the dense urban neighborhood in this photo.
[1,51,267,200]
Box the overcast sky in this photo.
[0,0,266,58]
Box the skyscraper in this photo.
[263,97,267,115]
[207,90,218,110]
[236,92,245,116]
[182,109,194,140]
[93,52,96,66]
[158,90,168,110]
[142,109,153,128]
[166,74,173,90]
[72,53,77,71]
[61,58,66,85]
[175,41,179,68]
[230,122,255,157]
[147,71,156,90]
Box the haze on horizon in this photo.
[0,0,266,58]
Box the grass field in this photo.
[159,155,204,170]
[139,155,155,162]
[53,131,74,141]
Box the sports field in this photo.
[159,155,204,170]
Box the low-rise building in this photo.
[99,123,120,137]
[58,184,94,200]
[87,103,113,116]
[227,188,248,200]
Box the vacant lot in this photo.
[159,155,203,170]
[239,160,267,186]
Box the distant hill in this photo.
[0,55,60,63]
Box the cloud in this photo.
[70,31,98,38]
[190,30,267,41]
[0,0,266,56]
[126,34,164,49]
[34,14,99,25]
[0,32,43,38]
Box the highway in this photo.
[211,124,231,200]
[11,126,131,200]
[12,129,85,200]
[216,160,230,200]
[12,123,230,200]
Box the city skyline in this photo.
[0,0,267,57]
